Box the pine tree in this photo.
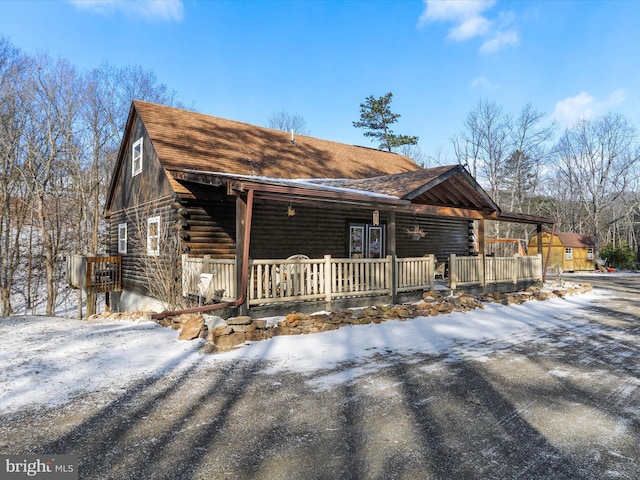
[353,92,418,152]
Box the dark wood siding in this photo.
[109,115,174,213]
[177,190,237,258]
[249,199,472,261]
[111,191,474,287]
[109,196,176,294]
[395,213,472,261]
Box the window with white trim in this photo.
[565,247,573,260]
[132,137,143,176]
[587,248,594,260]
[118,223,127,254]
[147,216,160,256]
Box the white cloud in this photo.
[479,29,519,54]
[470,76,496,89]
[69,0,184,22]
[449,15,492,41]
[552,89,627,128]
[418,0,518,54]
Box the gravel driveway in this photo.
[2,274,639,479]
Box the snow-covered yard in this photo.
[0,284,604,414]
[1,275,639,479]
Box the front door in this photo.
[349,223,385,259]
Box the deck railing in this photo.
[396,255,435,293]
[182,253,542,307]
[66,254,122,293]
[449,254,542,289]
[181,254,236,302]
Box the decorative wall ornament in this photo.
[406,225,427,240]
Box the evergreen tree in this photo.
[353,92,418,152]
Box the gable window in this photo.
[118,223,127,254]
[587,248,594,260]
[132,137,143,176]
[565,247,573,260]
[147,216,160,256]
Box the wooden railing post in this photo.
[389,255,396,304]
[428,254,435,290]
[324,255,332,303]
[449,254,457,290]
[479,254,485,287]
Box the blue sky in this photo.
[1,0,639,161]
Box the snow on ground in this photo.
[0,285,606,415]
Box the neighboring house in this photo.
[98,101,555,316]
[528,232,596,273]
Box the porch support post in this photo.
[478,218,486,286]
[236,194,249,315]
[387,211,397,304]
[477,218,485,255]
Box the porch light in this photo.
[287,203,296,217]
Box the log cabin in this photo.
[98,101,556,317]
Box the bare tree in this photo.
[554,113,640,252]
[19,54,84,316]
[454,100,509,201]
[0,39,31,315]
[501,103,556,214]
[267,109,310,135]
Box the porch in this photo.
[182,253,543,313]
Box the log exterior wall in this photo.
[108,196,176,295]
[176,196,472,262]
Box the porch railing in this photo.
[181,254,236,302]
[396,255,435,293]
[449,254,542,289]
[247,256,393,305]
[182,253,542,307]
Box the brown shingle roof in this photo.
[133,101,421,195]
[309,165,500,211]
[554,232,595,248]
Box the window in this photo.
[565,247,573,260]
[118,223,127,254]
[132,137,143,176]
[587,248,594,260]
[147,216,160,256]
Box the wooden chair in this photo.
[283,254,309,295]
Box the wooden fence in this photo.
[182,253,542,307]
[449,254,543,289]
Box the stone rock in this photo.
[227,315,252,325]
[253,319,268,329]
[231,323,257,333]
[214,331,246,349]
[283,312,303,327]
[213,325,232,336]
[246,331,269,342]
[178,315,205,340]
